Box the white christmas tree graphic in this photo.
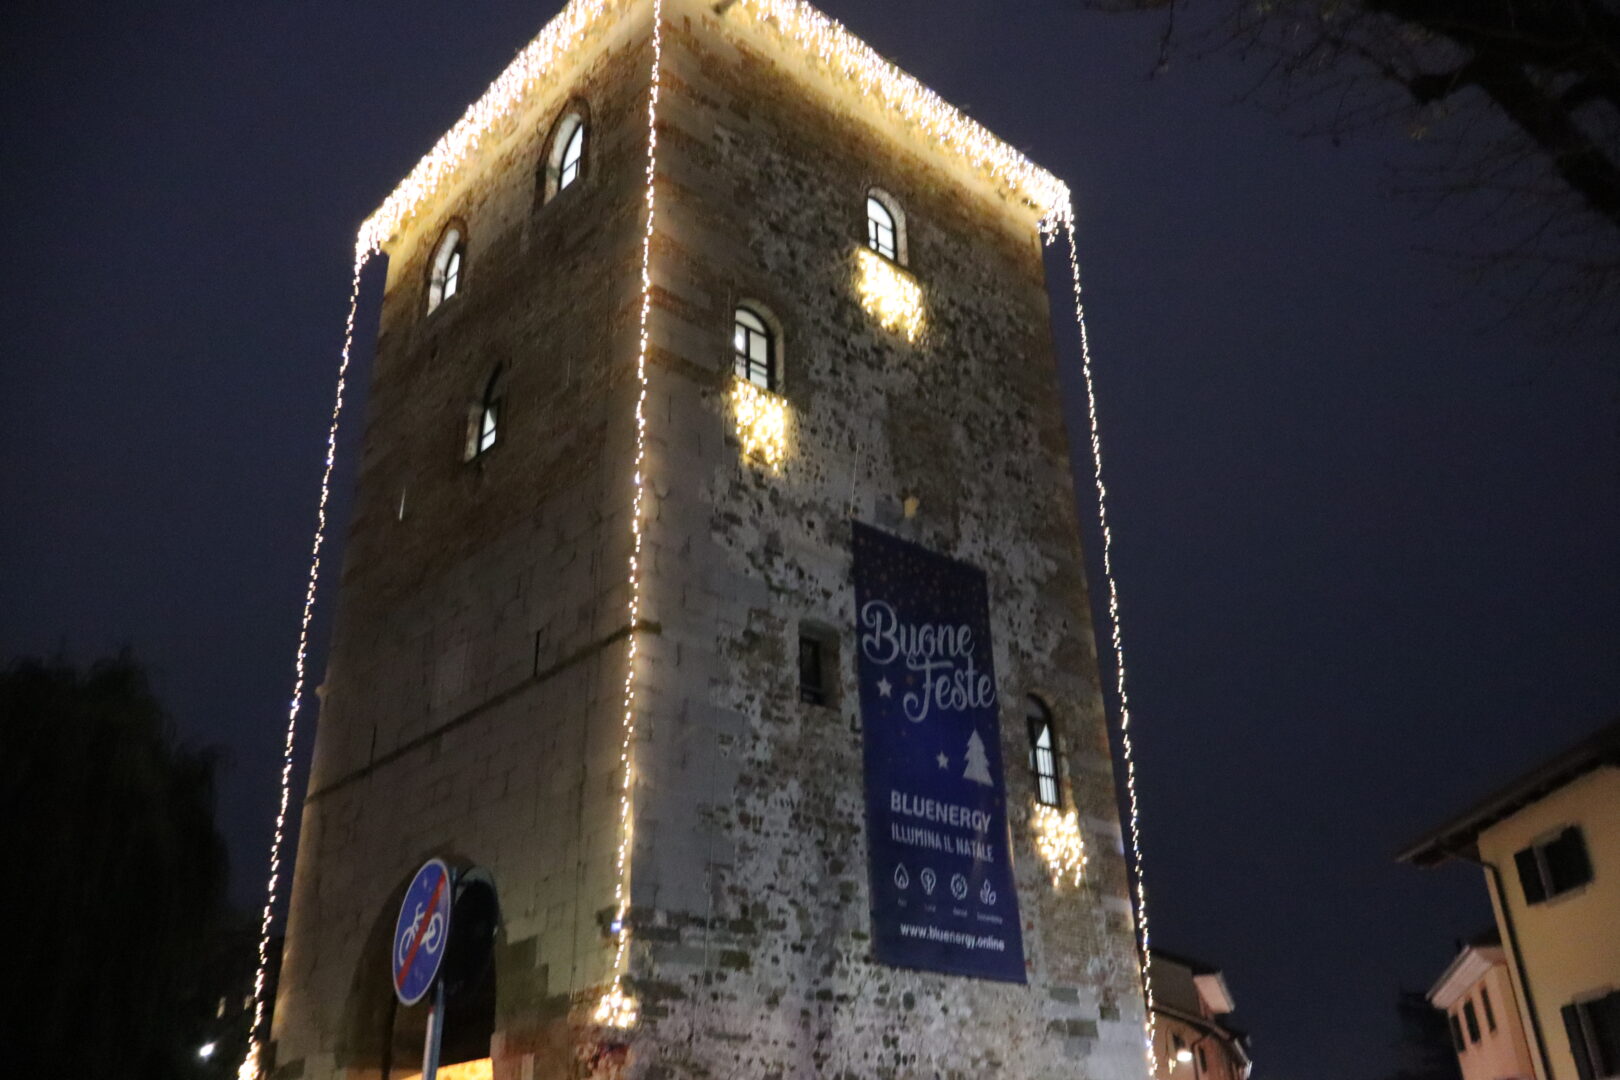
[962,729,993,786]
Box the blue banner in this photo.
[852,522,1025,982]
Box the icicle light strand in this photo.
[356,0,609,258]
[1058,210,1156,1072]
[592,0,662,1030]
[735,1,1069,222]
[357,0,1068,258]
[238,254,370,1080]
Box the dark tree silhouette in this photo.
[1091,0,1620,331]
[0,652,249,1078]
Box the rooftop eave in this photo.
[1396,717,1620,868]
[1428,945,1505,1009]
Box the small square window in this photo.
[798,625,836,706]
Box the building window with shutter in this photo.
[1562,991,1620,1080]
[1481,987,1497,1033]
[1449,1012,1466,1054]
[1463,1000,1482,1044]
[1514,825,1593,904]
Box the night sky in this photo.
[3,3,1616,1078]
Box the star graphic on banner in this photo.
[877,677,892,698]
[936,752,949,769]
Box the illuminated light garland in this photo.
[355,0,1069,259]
[731,377,790,467]
[238,255,371,1080]
[592,0,663,1032]
[592,983,640,1029]
[853,247,925,342]
[1032,804,1087,888]
[732,0,1070,223]
[356,0,611,258]
[1053,208,1156,1072]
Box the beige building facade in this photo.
[1146,950,1250,1080]
[268,2,1151,1078]
[1428,936,1537,1080]
[1401,720,1620,1080]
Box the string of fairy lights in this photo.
[1032,804,1088,888]
[238,255,371,1080]
[1056,208,1157,1070]
[853,246,926,342]
[239,0,1158,1073]
[592,0,664,1032]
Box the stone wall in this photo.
[272,5,659,1077]
[270,2,1149,1078]
[622,3,1147,1078]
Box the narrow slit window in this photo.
[1027,698,1059,808]
[798,624,835,706]
[733,305,775,391]
[465,370,502,461]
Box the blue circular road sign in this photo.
[392,858,454,1006]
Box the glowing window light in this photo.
[1055,207,1157,1072]
[854,247,924,342]
[1032,804,1087,888]
[731,376,789,468]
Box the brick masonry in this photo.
[269,2,1148,1078]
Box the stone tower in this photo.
[269,2,1150,1078]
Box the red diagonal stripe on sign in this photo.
[396,870,447,992]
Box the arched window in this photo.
[733,305,776,391]
[1027,697,1060,807]
[559,120,585,190]
[542,108,588,203]
[427,225,466,313]
[865,188,906,264]
[465,368,502,461]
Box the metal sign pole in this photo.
[422,979,445,1080]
